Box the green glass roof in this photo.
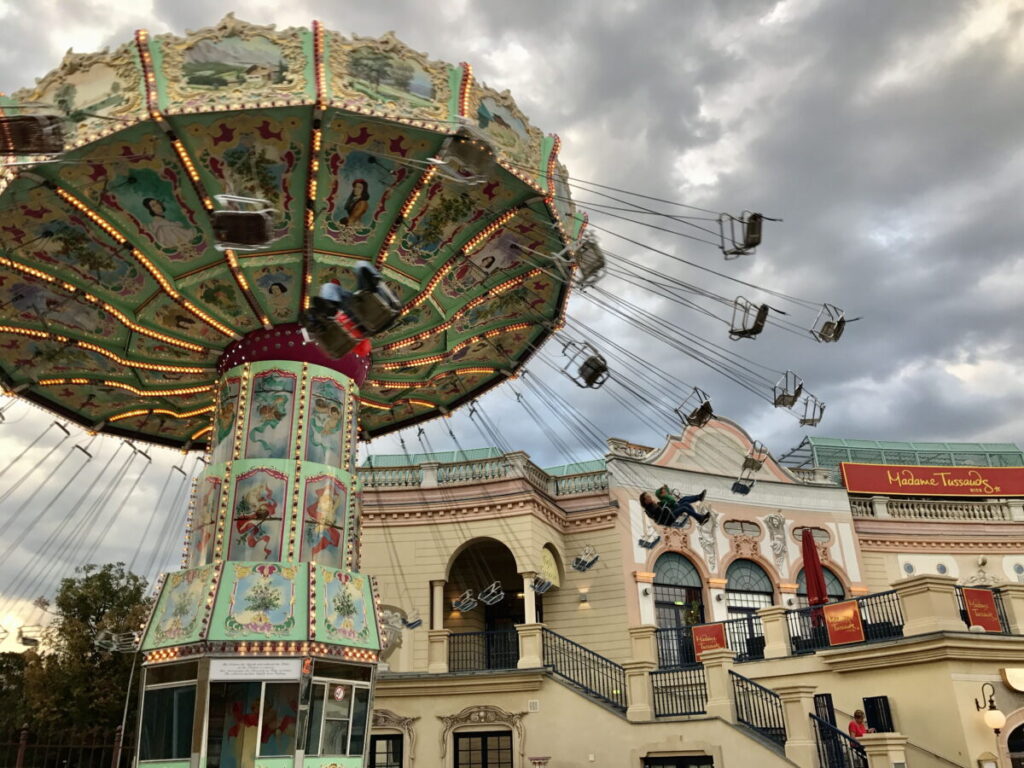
[789,437,1024,470]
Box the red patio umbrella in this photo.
[802,528,829,628]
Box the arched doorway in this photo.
[725,559,775,618]
[796,566,846,607]
[445,539,523,671]
[653,553,705,667]
[1008,723,1024,768]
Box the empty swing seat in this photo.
[578,355,608,388]
[731,479,754,495]
[687,400,714,427]
[742,213,764,250]
[0,115,64,155]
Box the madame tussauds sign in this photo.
[840,463,1024,497]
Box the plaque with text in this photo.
[691,623,728,660]
[823,600,866,646]
[962,588,1003,632]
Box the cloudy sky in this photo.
[1,0,1022,643]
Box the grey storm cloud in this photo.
[1,0,1022,629]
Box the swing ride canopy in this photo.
[0,15,580,449]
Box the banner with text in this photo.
[823,600,866,646]
[691,623,729,660]
[840,463,1024,497]
[962,588,1004,632]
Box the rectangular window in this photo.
[370,734,403,768]
[454,732,512,768]
[139,684,196,761]
[303,678,372,758]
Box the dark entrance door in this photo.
[654,583,704,667]
[481,591,525,669]
[643,757,714,767]
[454,731,513,768]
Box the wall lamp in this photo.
[974,682,1007,734]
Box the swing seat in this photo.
[402,614,423,630]
[686,401,714,427]
[731,479,754,495]
[346,285,402,336]
[478,581,505,606]
[452,591,478,613]
[532,577,553,594]
[578,355,609,388]
[212,209,274,250]
[742,455,764,472]
[638,531,661,549]
[0,114,64,155]
[428,123,496,185]
[571,549,599,572]
[729,302,771,340]
[817,318,846,342]
[742,213,764,250]
[773,382,803,408]
[575,237,606,288]
[301,298,360,359]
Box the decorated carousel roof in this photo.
[0,15,583,448]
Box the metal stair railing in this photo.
[810,714,867,768]
[541,628,627,711]
[729,670,787,749]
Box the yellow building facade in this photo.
[359,420,1024,768]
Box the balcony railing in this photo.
[541,628,627,711]
[359,455,609,498]
[730,671,787,749]
[656,616,765,668]
[954,585,1010,634]
[651,665,707,717]
[810,714,867,768]
[849,496,1012,521]
[788,590,904,655]
[449,629,520,672]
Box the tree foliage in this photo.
[0,563,151,736]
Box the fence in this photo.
[810,714,867,768]
[449,629,520,672]
[729,671,787,749]
[954,585,1010,633]
[541,628,627,711]
[788,590,904,654]
[0,727,133,768]
[651,665,707,717]
[656,616,765,668]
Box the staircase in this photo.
[540,628,627,712]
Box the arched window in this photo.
[725,559,774,617]
[1008,723,1024,768]
[795,566,846,607]
[653,553,704,627]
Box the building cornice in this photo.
[376,669,546,697]
[819,632,1024,673]
[362,497,617,534]
[858,538,1024,552]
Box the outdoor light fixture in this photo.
[579,592,589,604]
[974,682,1007,734]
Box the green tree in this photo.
[18,563,150,735]
[349,49,393,91]
[389,60,416,92]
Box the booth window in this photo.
[205,681,299,767]
[304,679,371,757]
[139,662,198,762]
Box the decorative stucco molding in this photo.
[372,709,420,766]
[438,705,527,760]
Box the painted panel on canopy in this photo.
[324,31,454,123]
[466,79,545,179]
[0,178,153,303]
[367,297,445,350]
[313,113,435,255]
[48,380,209,421]
[8,40,147,148]
[314,566,381,651]
[0,272,128,346]
[388,174,520,274]
[0,335,121,380]
[141,564,220,650]
[366,366,497,404]
[450,274,559,338]
[435,207,562,306]
[244,367,299,461]
[48,121,222,276]
[358,398,435,433]
[136,292,234,348]
[177,263,259,333]
[208,561,307,642]
[134,367,212,388]
[370,323,449,361]
[171,108,308,252]
[150,16,314,113]
[101,408,211,444]
[127,334,218,366]
[239,253,303,323]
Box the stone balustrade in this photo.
[849,495,1014,521]
[358,451,610,497]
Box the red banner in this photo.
[823,601,866,646]
[691,623,728,660]
[962,588,1003,632]
[840,463,1024,497]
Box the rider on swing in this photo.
[640,485,709,527]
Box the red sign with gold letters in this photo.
[840,463,1024,497]
[823,600,866,646]
[691,623,728,660]
[962,588,1003,632]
